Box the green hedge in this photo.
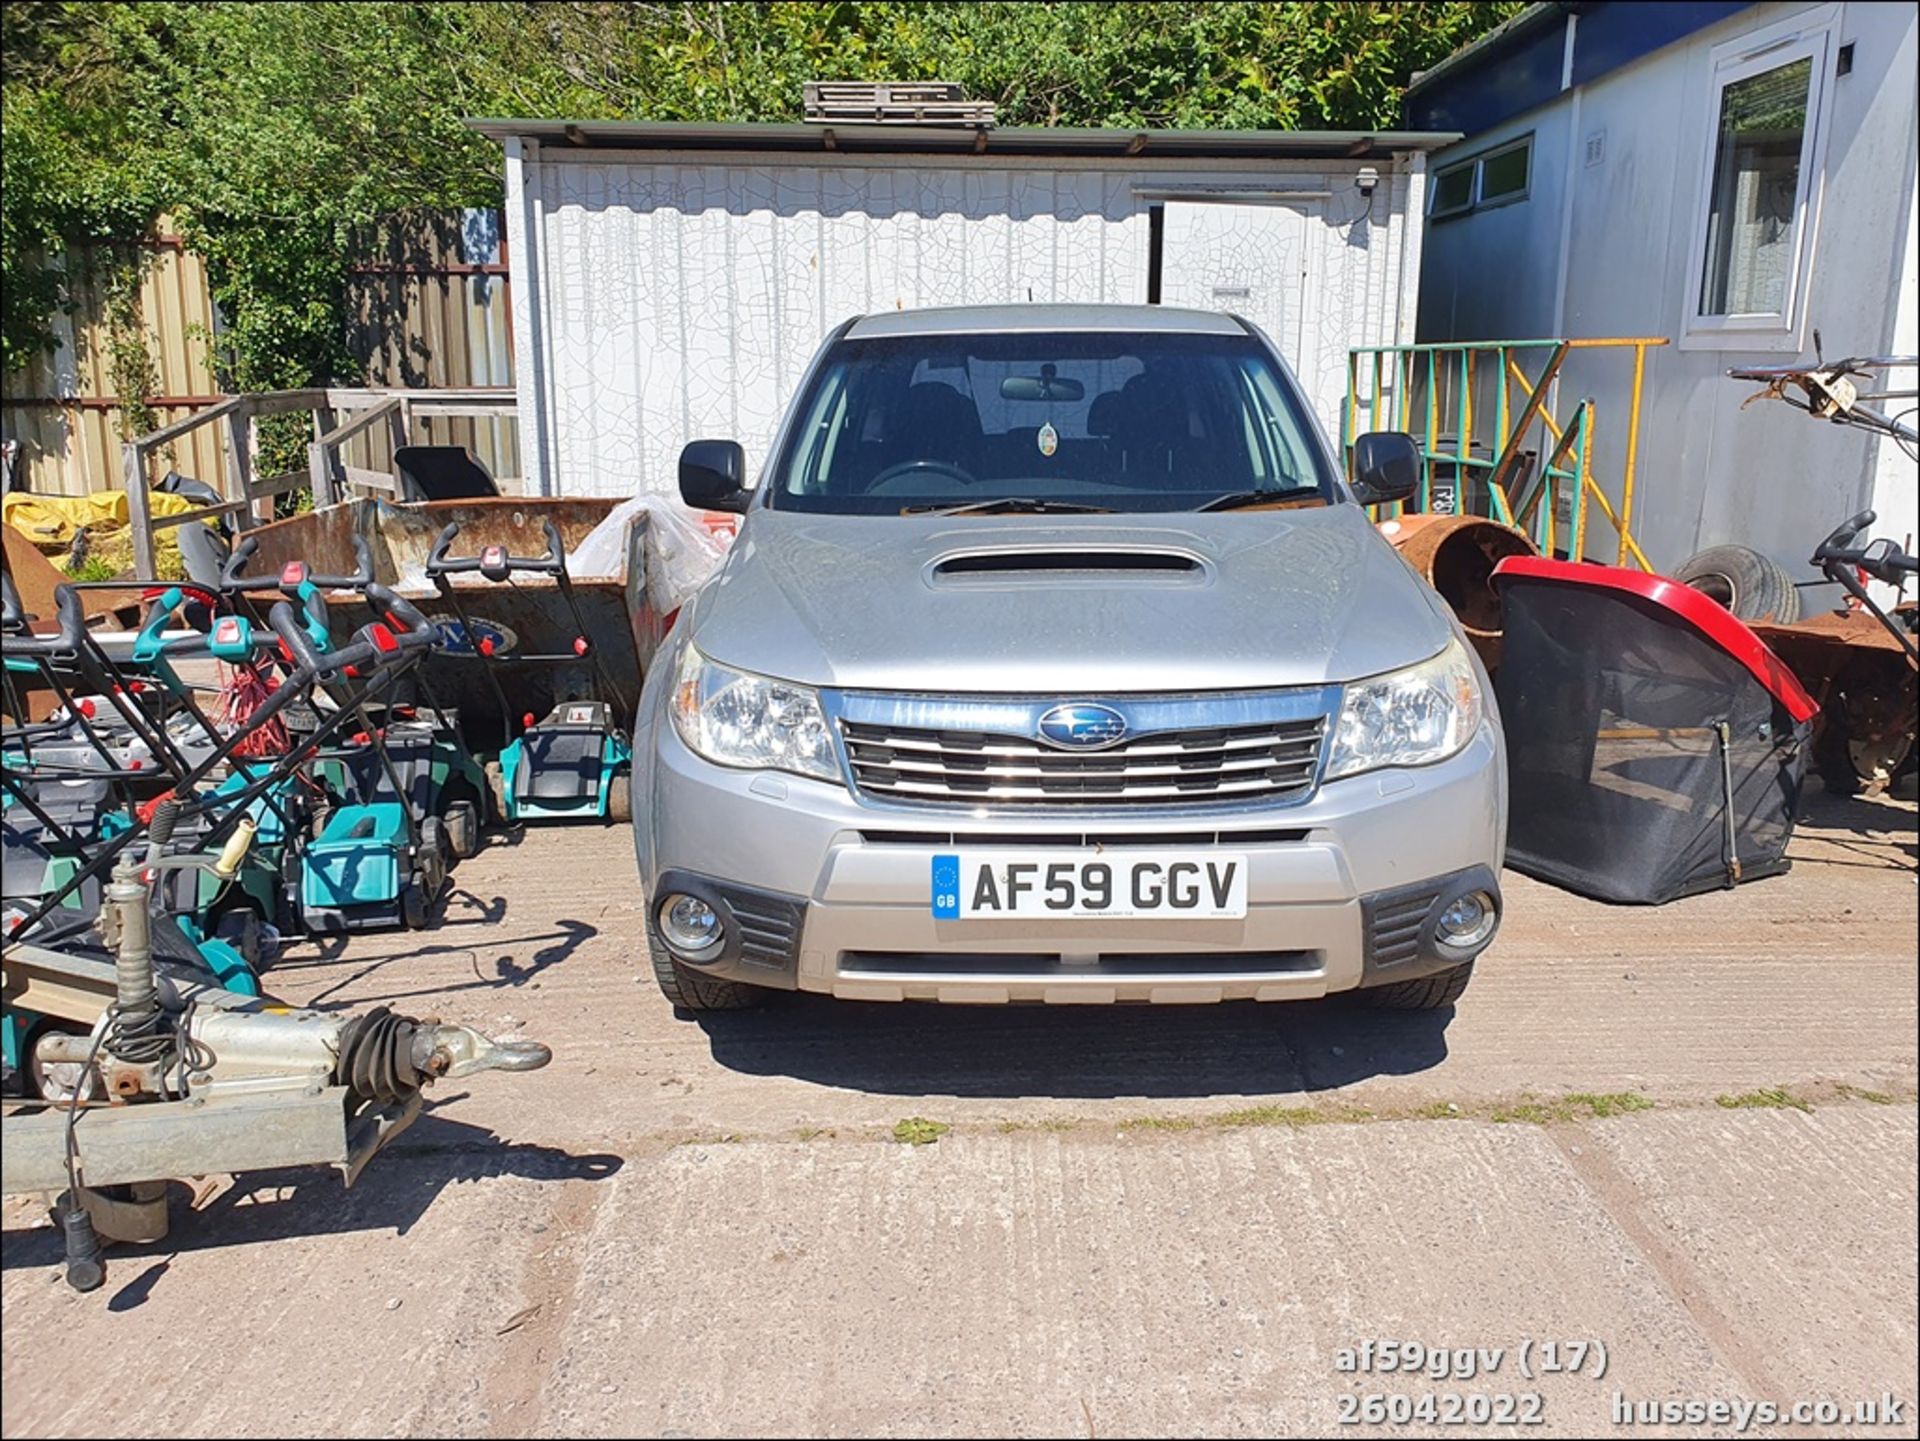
[2,1,1521,387]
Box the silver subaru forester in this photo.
[632,305,1506,1012]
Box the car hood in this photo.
[685,504,1456,693]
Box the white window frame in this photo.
[1429,158,1478,219]
[1426,135,1533,221]
[1473,136,1533,209]
[1680,5,1837,352]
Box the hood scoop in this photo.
[928,546,1211,588]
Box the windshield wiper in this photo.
[903,497,1115,516]
[1193,488,1317,512]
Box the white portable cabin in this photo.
[1410,0,1919,579]
[473,119,1459,500]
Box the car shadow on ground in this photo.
[696,991,1455,1099]
[0,1109,622,1290]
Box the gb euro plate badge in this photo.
[932,851,1249,920]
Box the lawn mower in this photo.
[3,569,454,1064]
[426,517,632,823]
[218,536,488,930]
[1727,352,1918,794]
[271,581,455,933]
[3,577,273,981]
[2,579,288,1097]
[1,599,551,1295]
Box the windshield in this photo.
[769,330,1337,514]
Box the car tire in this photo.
[1673,545,1801,624]
[646,918,758,1012]
[1364,962,1475,1011]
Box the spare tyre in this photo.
[1672,544,1801,624]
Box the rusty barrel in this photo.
[1377,514,1539,669]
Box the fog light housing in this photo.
[659,893,723,958]
[1435,890,1497,949]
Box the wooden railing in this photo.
[120,387,517,579]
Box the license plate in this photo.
[931,851,1248,920]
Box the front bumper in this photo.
[634,718,1505,1004]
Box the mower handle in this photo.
[354,617,441,662]
[222,533,376,594]
[363,581,436,638]
[0,584,87,659]
[1813,509,1919,583]
[0,568,23,631]
[250,576,336,655]
[131,582,284,663]
[129,600,283,664]
[1813,510,1877,564]
[221,532,433,641]
[426,518,566,581]
[266,599,424,680]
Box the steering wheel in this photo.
[867,458,978,492]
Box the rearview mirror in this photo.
[1000,370,1085,402]
[1349,431,1421,507]
[679,439,750,514]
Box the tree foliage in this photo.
[2,1,1522,388]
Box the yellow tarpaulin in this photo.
[2,488,203,568]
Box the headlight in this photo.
[670,645,839,782]
[1324,637,1483,780]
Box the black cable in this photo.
[59,1015,112,1291]
[105,1000,178,1067]
[170,999,216,1099]
[8,911,95,950]
[1888,407,1919,462]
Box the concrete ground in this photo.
[3,792,1915,1438]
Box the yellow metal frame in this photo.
[1343,337,1668,569]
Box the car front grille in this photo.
[839,713,1327,808]
[839,951,1322,978]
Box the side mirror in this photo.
[679,440,750,514]
[1349,431,1421,507]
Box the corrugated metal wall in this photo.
[344,210,520,484]
[2,233,225,497]
[1,212,519,499]
[512,155,1425,500]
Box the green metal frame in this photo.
[1341,337,1665,567]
